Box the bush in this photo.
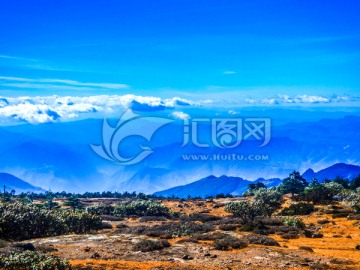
[322,182,344,200]
[303,185,331,204]
[144,222,214,238]
[113,200,170,217]
[132,239,170,252]
[345,193,360,213]
[283,217,305,230]
[225,201,263,223]
[86,204,114,215]
[0,251,71,270]
[242,234,280,246]
[280,203,315,216]
[0,202,102,240]
[253,188,282,216]
[214,236,247,250]
[118,221,214,238]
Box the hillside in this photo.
[0,172,45,194]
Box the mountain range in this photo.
[154,163,360,198]
[0,115,359,193]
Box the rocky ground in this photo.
[2,198,360,269]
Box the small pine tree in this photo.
[280,171,308,196]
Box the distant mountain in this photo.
[302,163,360,182]
[153,175,282,198]
[1,115,360,193]
[154,163,360,198]
[0,173,46,194]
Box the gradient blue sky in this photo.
[0,0,359,98]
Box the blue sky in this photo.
[0,0,359,100]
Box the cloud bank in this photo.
[0,93,357,124]
[0,95,209,124]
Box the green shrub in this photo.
[86,204,114,215]
[280,203,315,216]
[0,202,102,240]
[345,193,360,213]
[225,201,262,223]
[303,185,331,204]
[118,221,214,238]
[283,217,305,230]
[132,239,170,252]
[113,200,170,217]
[0,251,71,270]
[144,222,214,238]
[253,188,282,216]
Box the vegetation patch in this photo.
[214,236,248,250]
[280,203,315,216]
[132,239,170,252]
[0,251,71,270]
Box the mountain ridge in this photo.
[154,163,360,198]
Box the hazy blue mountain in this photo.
[302,163,360,182]
[153,175,282,198]
[0,116,359,193]
[153,162,360,198]
[0,172,46,194]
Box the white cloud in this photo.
[0,90,357,124]
[171,111,190,120]
[259,94,353,105]
[0,95,207,124]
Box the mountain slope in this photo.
[153,175,281,198]
[0,172,46,194]
[302,163,360,182]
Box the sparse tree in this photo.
[280,171,308,196]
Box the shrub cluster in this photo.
[86,204,114,215]
[214,236,247,250]
[118,221,214,238]
[0,202,102,240]
[280,203,315,216]
[113,200,170,217]
[225,188,282,222]
[0,251,71,270]
[242,234,280,246]
[283,217,305,230]
[132,239,170,252]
